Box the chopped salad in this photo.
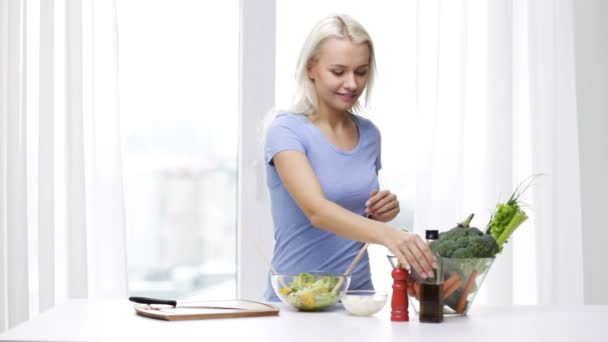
[278,272,341,311]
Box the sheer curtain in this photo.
[0,0,127,331]
[414,0,583,305]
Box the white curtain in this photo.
[0,0,127,331]
[414,0,583,305]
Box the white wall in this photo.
[573,0,608,304]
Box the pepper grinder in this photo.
[390,262,409,322]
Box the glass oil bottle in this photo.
[419,229,443,323]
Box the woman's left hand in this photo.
[365,189,400,222]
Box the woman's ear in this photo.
[307,59,316,80]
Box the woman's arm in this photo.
[272,150,437,277]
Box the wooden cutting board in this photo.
[133,300,280,321]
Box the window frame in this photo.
[237,0,276,300]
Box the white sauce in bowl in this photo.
[342,292,387,316]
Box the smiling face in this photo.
[307,38,371,116]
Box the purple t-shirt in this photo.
[263,112,382,301]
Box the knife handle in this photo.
[129,296,177,307]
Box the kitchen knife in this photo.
[129,296,247,310]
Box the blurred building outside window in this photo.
[117,0,238,300]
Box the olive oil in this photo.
[418,230,444,323]
[419,283,444,323]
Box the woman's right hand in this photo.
[383,228,437,278]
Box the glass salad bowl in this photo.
[271,272,351,311]
[388,255,494,316]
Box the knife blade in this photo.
[129,296,247,310]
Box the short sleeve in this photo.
[264,118,306,166]
[375,126,382,173]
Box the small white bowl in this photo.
[342,290,387,316]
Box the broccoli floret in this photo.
[443,236,497,259]
[444,227,468,240]
[466,227,483,236]
[469,234,499,258]
[430,239,458,257]
[454,236,469,249]
[431,215,500,258]
[451,248,474,258]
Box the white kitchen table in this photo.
[0,299,606,341]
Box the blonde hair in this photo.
[291,14,377,115]
[261,15,377,151]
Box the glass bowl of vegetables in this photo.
[407,257,494,316]
[403,177,535,317]
[387,213,500,316]
[271,272,350,311]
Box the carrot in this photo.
[456,271,477,314]
[443,278,463,300]
[442,274,461,292]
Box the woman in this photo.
[264,14,436,301]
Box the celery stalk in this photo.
[495,210,528,248]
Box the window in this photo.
[117,0,238,300]
[276,0,418,291]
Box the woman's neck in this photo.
[311,105,351,129]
